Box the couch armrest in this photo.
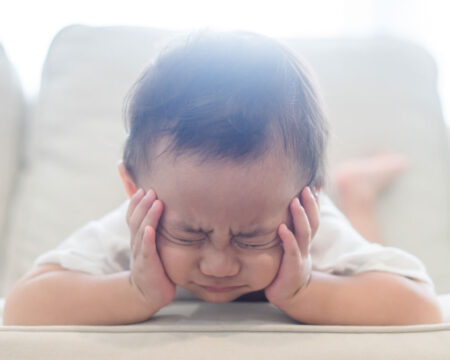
[1,299,450,359]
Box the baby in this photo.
[3,29,442,326]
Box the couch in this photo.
[0,25,449,359]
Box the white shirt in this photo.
[32,193,435,299]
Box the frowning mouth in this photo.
[199,285,244,293]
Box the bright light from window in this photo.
[0,0,449,126]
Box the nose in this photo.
[199,242,241,278]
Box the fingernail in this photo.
[307,186,318,200]
[136,188,144,197]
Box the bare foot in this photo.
[333,151,410,208]
[332,151,410,244]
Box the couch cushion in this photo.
[289,37,450,293]
[1,300,450,359]
[0,44,25,288]
[2,25,450,296]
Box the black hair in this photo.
[122,29,329,190]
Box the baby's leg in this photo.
[332,151,409,244]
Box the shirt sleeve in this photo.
[311,192,435,292]
[32,199,132,275]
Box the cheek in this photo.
[245,247,283,286]
[156,240,196,281]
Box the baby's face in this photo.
[139,146,303,303]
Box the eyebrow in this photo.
[169,220,275,237]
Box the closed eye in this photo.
[236,242,266,248]
[172,238,278,249]
[156,228,205,245]
[174,238,204,243]
[167,234,206,245]
[158,227,279,249]
[235,236,280,250]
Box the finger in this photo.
[280,223,313,294]
[133,227,156,280]
[140,226,165,270]
[135,199,163,249]
[312,187,321,211]
[279,223,301,260]
[135,222,155,260]
[300,187,320,240]
[133,229,141,259]
[129,189,157,236]
[140,226,153,261]
[277,223,303,292]
[140,199,164,231]
[126,188,145,223]
[291,195,311,257]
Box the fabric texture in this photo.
[1,300,450,359]
[2,294,450,326]
[32,192,435,300]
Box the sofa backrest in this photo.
[0,44,25,289]
[1,25,449,296]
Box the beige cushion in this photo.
[0,44,25,287]
[1,299,450,359]
[2,25,449,297]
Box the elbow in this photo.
[416,294,444,324]
[402,281,444,325]
[3,284,36,326]
[3,291,21,326]
[413,298,443,325]
[3,288,27,326]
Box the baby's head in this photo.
[118,29,329,302]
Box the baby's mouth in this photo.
[198,284,245,293]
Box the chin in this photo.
[204,297,235,304]
[200,292,242,303]
[193,286,249,303]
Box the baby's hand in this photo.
[126,188,176,310]
[264,186,319,308]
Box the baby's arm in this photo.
[3,264,156,325]
[3,188,175,326]
[278,270,442,325]
[274,192,443,325]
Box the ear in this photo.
[117,161,138,199]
